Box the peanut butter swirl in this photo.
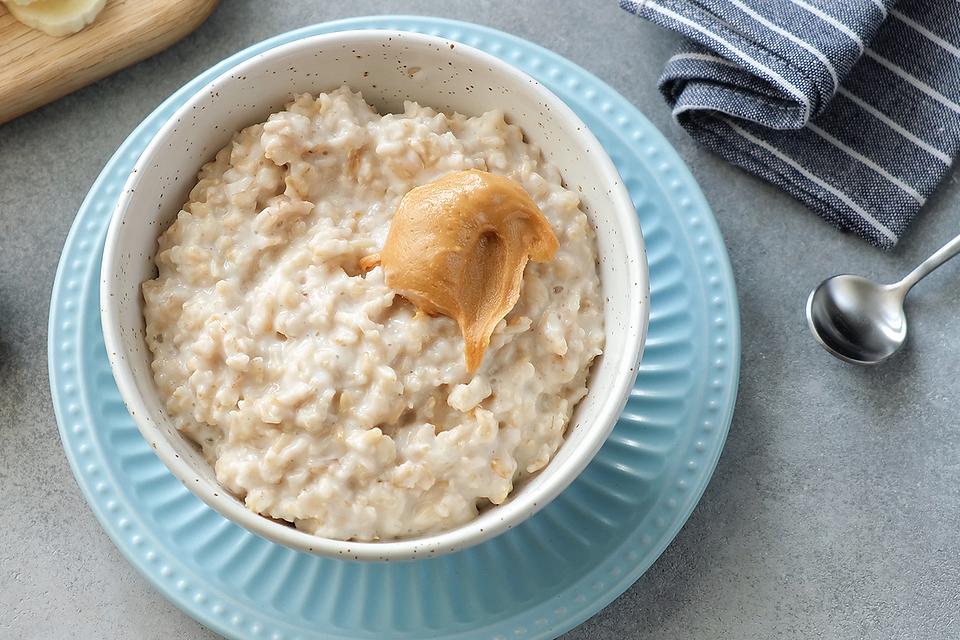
[361,170,559,372]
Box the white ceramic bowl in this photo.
[101,30,648,561]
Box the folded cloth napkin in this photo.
[620,0,960,249]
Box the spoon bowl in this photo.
[806,275,907,364]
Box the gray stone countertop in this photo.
[2,1,959,638]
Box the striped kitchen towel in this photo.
[619,0,960,249]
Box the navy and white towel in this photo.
[620,0,960,249]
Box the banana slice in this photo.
[4,0,107,37]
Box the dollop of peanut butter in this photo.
[360,170,559,372]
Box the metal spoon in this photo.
[806,233,960,365]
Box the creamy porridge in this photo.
[142,87,604,541]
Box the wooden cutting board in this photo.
[0,0,220,125]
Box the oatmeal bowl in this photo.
[101,30,648,561]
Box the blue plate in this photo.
[49,16,739,640]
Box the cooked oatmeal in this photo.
[142,87,604,541]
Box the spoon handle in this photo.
[895,232,960,293]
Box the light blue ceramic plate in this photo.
[49,16,739,640]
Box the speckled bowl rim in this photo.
[99,30,648,561]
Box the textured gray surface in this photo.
[2,1,959,638]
